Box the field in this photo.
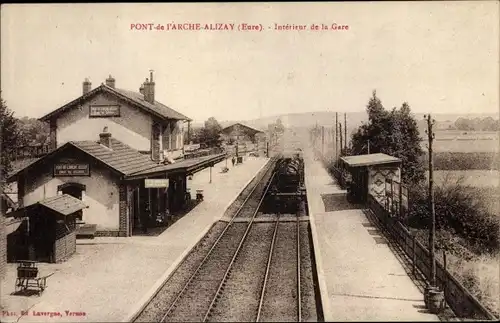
[420,130,499,153]
[429,170,499,188]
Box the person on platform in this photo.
[232,156,236,167]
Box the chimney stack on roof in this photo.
[83,78,92,95]
[99,126,112,149]
[139,83,145,94]
[105,75,116,88]
[143,70,155,104]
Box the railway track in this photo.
[257,216,301,322]
[134,156,320,323]
[159,160,277,322]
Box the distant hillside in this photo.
[194,111,499,137]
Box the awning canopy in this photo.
[8,194,88,218]
[341,153,401,168]
[125,152,227,180]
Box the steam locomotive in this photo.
[264,155,305,214]
[274,157,303,193]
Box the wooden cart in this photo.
[15,260,54,296]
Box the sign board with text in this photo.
[89,105,121,117]
[54,164,90,176]
[145,179,169,188]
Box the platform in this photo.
[0,157,269,323]
[304,149,440,321]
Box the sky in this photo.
[1,2,499,124]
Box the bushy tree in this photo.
[201,117,222,147]
[16,117,50,146]
[351,90,425,185]
[0,97,20,187]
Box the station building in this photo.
[220,123,266,156]
[7,72,225,237]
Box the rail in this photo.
[296,214,302,322]
[202,171,276,322]
[367,194,498,321]
[159,158,276,322]
[256,215,280,322]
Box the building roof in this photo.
[71,138,161,175]
[221,123,265,135]
[7,136,227,182]
[126,153,227,179]
[1,192,16,209]
[39,84,191,122]
[39,194,88,216]
[9,194,88,218]
[340,153,401,167]
[6,137,161,181]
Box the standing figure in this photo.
[142,201,150,233]
[232,156,236,167]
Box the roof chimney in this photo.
[99,126,112,149]
[83,78,92,95]
[139,83,145,94]
[143,70,155,104]
[105,75,115,88]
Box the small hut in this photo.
[340,153,402,204]
[8,194,88,263]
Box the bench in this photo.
[15,261,54,296]
[76,223,97,239]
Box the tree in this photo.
[16,117,50,146]
[351,91,425,185]
[0,97,20,187]
[200,117,223,147]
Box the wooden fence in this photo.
[367,194,497,321]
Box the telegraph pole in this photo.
[335,112,339,164]
[425,114,437,287]
[344,113,347,151]
[321,126,325,156]
[339,123,343,157]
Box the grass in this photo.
[422,152,499,170]
[420,131,499,153]
[412,229,500,318]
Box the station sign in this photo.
[54,163,90,176]
[89,105,121,117]
[145,179,169,188]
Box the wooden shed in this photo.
[340,153,402,204]
[8,194,88,263]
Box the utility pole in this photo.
[321,126,325,156]
[335,112,338,165]
[425,114,437,287]
[339,123,343,157]
[344,113,347,151]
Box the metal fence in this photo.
[367,194,498,321]
[384,179,409,219]
[183,147,225,160]
[11,144,52,160]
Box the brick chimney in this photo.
[105,75,115,88]
[99,126,112,149]
[143,70,155,104]
[83,78,92,95]
[139,83,145,94]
